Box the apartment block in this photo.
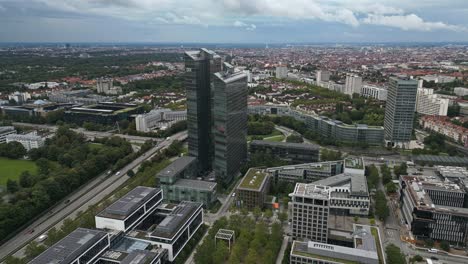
[0,126,16,143]
[416,88,449,116]
[135,108,187,132]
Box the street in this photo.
[0,131,187,261]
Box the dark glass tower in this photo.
[212,63,248,185]
[184,49,221,174]
[384,77,418,148]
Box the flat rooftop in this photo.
[173,178,217,191]
[291,183,330,200]
[30,228,108,264]
[158,156,196,178]
[312,173,351,187]
[250,140,319,150]
[151,201,202,239]
[98,187,160,220]
[238,169,268,191]
[344,157,364,170]
[350,173,369,196]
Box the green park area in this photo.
[0,157,38,186]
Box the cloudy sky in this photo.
[0,0,468,43]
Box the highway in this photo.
[12,122,156,143]
[0,131,187,261]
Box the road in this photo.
[0,131,187,261]
[12,122,156,143]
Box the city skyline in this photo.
[0,0,468,43]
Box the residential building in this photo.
[384,77,418,148]
[6,131,45,151]
[95,186,163,232]
[8,92,31,104]
[185,48,222,174]
[135,108,187,132]
[249,140,320,164]
[267,160,344,184]
[400,175,468,245]
[213,63,248,185]
[419,115,468,145]
[460,102,468,117]
[236,169,270,209]
[316,70,330,84]
[30,228,110,264]
[416,88,449,116]
[290,225,380,264]
[344,74,362,96]
[48,89,112,105]
[248,105,384,146]
[454,87,468,97]
[0,126,16,143]
[276,66,288,79]
[97,78,122,95]
[158,157,217,208]
[361,85,388,101]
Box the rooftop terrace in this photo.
[238,169,268,190]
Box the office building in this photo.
[384,77,418,148]
[276,66,288,79]
[361,85,387,101]
[48,89,112,105]
[236,169,270,209]
[135,109,187,132]
[400,175,468,244]
[436,165,468,183]
[250,140,320,164]
[213,63,248,185]
[416,88,449,116]
[344,74,362,96]
[30,228,110,264]
[185,49,222,174]
[290,225,380,264]
[128,201,204,261]
[8,92,31,104]
[98,248,166,264]
[267,160,344,184]
[158,157,218,208]
[95,187,163,232]
[64,102,143,125]
[0,126,16,143]
[248,105,384,146]
[6,131,45,151]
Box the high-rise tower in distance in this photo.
[384,76,418,148]
[213,63,248,186]
[184,49,222,174]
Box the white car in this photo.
[232,192,236,197]
[37,234,48,242]
[115,171,121,176]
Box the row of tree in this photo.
[194,214,283,264]
[0,127,135,241]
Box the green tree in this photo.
[440,240,450,252]
[245,248,259,264]
[375,191,389,220]
[25,241,47,260]
[278,212,288,224]
[425,238,434,247]
[385,244,406,264]
[213,241,228,264]
[6,179,19,193]
[19,171,35,188]
[253,207,262,220]
[385,182,398,193]
[286,134,303,143]
[4,256,26,264]
[264,209,273,219]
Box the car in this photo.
[107,170,111,175]
[232,192,236,197]
[115,171,121,176]
[428,248,438,253]
[37,234,48,242]
[430,256,439,260]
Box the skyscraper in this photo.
[213,63,248,185]
[384,77,418,148]
[185,49,222,173]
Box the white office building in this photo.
[416,88,449,116]
[6,131,45,151]
[361,85,388,101]
[135,109,187,132]
[0,126,16,143]
[344,74,362,96]
[276,66,288,79]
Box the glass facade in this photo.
[213,71,248,185]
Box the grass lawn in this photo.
[0,158,38,186]
[263,135,285,142]
[247,129,283,142]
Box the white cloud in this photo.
[362,13,467,32]
[234,20,256,30]
[6,0,466,33]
